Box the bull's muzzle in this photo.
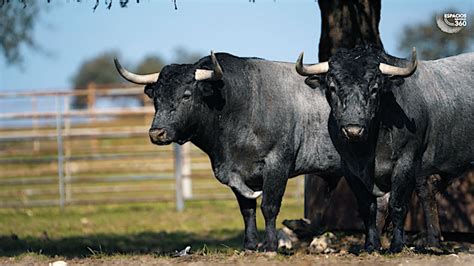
[341,125,365,141]
[149,128,169,144]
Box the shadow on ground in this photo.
[2,230,472,258]
[0,229,249,258]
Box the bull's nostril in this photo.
[342,125,365,140]
[149,128,167,141]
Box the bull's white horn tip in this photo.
[252,191,263,199]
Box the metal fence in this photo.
[0,84,304,209]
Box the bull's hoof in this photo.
[243,240,259,251]
[258,241,278,253]
[411,232,442,249]
[364,243,381,254]
[423,238,442,249]
[389,242,404,253]
[364,238,381,254]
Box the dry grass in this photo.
[1,198,473,265]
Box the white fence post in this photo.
[174,144,185,212]
[55,95,65,210]
[182,142,193,199]
[64,96,72,203]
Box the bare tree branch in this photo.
[93,0,99,11]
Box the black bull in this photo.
[297,45,474,252]
[115,52,445,252]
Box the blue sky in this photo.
[0,0,472,92]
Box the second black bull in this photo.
[296,45,474,252]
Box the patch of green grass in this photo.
[0,198,304,258]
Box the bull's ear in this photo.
[144,85,154,99]
[201,86,214,97]
[198,80,223,97]
[304,75,324,90]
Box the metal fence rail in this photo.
[0,84,304,210]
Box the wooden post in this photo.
[87,82,96,112]
[87,83,99,153]
[31,96,40,153]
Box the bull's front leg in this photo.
[344,168,381,253]
[389,155,417,253]
[260,172,289,252]
[232,188,259,250]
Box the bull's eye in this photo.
[183,90,192,99]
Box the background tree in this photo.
[398,11,473,60]
[70,49,200,109]
[317,0,383,61]
[70,51,123,109]
[135,55,165,75]
[0,1,44,66]
[172,47,203,64]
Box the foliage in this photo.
[398,12,474,60]
[0,0,43,65]
[135,55,165,75]
[70,48,201,109]
[172,47,204,64]
[70,51,124,109]
[71,51,123,88]
[66,0,177,11]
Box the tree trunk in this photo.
[304,0,383,230]
[317,0,383,61]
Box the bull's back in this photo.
[247,59,341,176]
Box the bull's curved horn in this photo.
[195,51,224,81]
[228,177,262,199]
[295,52,329,76]
[114,58,160,84]
[379,47,418,77]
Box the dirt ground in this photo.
[2,234,472,265]
[2,250,473,265]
